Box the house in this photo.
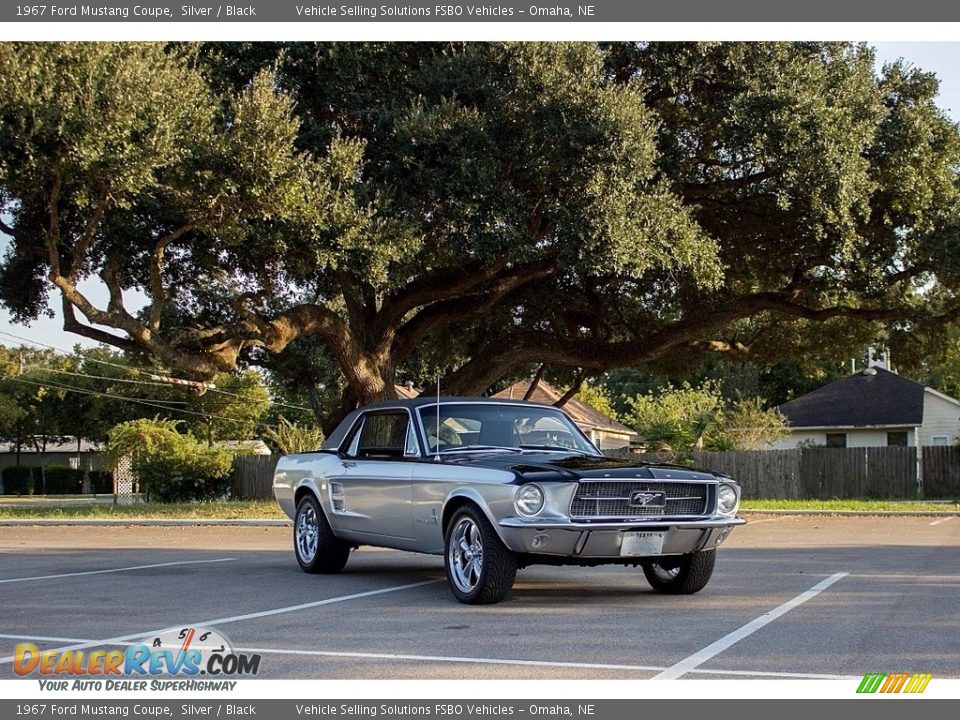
[213,440,272,456]
[493,380,639,450]
[770,367,960,449]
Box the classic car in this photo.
[273,397,744,604]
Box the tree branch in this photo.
[60,299,138,353]
[68,192,111,280]
[680,169,777,200]
[148,223,195,331]
[45,171,63,277]
[0,217,16,239]
[339,269,372,337]
[553,369,585,407]
[375,257,511,337]
[390,255,557,360]
[524,365,545,400]
[440,291,960,396]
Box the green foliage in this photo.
[4,42,960,429]
[40,466,85,494]
[186,371,270,445]
[133,436,233,503]
[107,418,232,502]
[574,383,618,419]
[625,382,724,452]
[105,418,182,467]
[262,416,324,454]
[718,397,791,451]
[1,466,38,495]
[88,470,114,494]
[622,382,788,452]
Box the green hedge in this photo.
[41,466,85,494]
[88,470,113,494]
[129,435,233,503]
[1,466,38,495]
[1,466,114,495]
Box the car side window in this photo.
[345,412,411,460]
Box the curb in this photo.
[741,509,960,517]
[0,519,292,527]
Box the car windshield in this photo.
[417,403,599,455]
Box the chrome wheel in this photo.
[296,503,319,564]
[649,563,680,582]
[448,517,484,594]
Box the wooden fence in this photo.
[230,446,960,501]
[231,455,279,500]
[606,446,960,499]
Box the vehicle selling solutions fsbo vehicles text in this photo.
[295,5,595,18]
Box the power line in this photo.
[25,366,184,390]
[6,376,256,425]
[0,329,314,413]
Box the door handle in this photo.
[341,460,357,469]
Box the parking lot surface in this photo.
[1,515,958,680]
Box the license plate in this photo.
[620,531,665,556]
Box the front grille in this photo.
[570,480,710,519]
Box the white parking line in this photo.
[0,578,443,665]
[0,631,858,680]
[0,558,237,585]
[231,646,858,680]
[929,516,956,526]
[745,518,784,525]
[0,633,96,644]
[652,571,849,680]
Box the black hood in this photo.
[438,452,720,483]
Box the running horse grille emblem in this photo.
[628,490,667,508]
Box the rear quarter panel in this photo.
[273,452,340,521]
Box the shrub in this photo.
[105,418,182,466]
[263,416,324,454]
[1,466,38,495]
[41,466,85,494]
[88,470,114,494]
[132,434,233,503]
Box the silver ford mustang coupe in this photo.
[273,397,744,604]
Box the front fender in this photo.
[442,486,516,546]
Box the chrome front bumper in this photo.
[497,516,746,558]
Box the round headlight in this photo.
[717,483,739,514]
[515,484,545,516]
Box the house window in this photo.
[932,435,950,446]
[825,433,847,448]
[887,431,908,447]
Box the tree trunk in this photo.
[320,360,399,436]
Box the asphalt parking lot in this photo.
[1,515,958,680]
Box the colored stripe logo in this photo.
[857,673,932,694]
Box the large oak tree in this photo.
[2,42,960,428]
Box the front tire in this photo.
[642,550,716,594]
[444,505,517,604]
[294,494,351,574]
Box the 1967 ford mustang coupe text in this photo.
[273,398,744,604]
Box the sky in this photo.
[2,41,960,354]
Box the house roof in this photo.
[493,380,637,437]
[214,440,272,455]
[777,368,927,428]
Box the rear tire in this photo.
[444,505,517,604]
[642,550,716,594]
[294,494,351,574]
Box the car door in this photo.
[334,410,416,544]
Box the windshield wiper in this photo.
[519,444,596,456]
[437,445,523,454]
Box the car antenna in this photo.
[434,375,441,462]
